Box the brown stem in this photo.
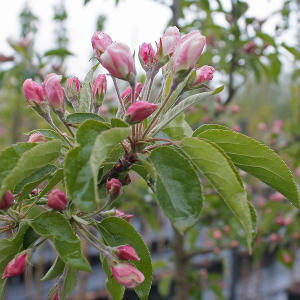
[171,0,180,28]
[173,226,189,300]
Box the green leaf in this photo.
[22,227,40,249]
[90,127,130,203]
[30,211,91,272]
[14,165,56,199]
[0,143,36,188]
[111,118,129,128]
[98,217,152,300]
[282,43,300,60]
[158,274,173,297]
[149,146,203,233]
[257,32,276,47]
[193,124,230,137]
[162,114,193,140]
[198,129,299,207]
[180,137,253,249]
[151,89,217,136]
[62,267,77,299]
[66,113,105,125]
[79,64,99,113]
[65,120,109,211]
[44,48,73,57]
[39,169,64,198]
[41,256,65,281]
[27,129,69,147]
[0,141,61,198]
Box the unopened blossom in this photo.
[2,253,27,279]
[92,74,107,106]
[28,132,46,143]
[116,245,140,261]
[283,253,292,264]
[101,42,136,83]
[243,41,256,54]
[91,32,113,60]
[269,192,285,202]
[231,104,240,114]
[172,31,206,75]
[159,26,180,56]
[23,79,45,105]
[121,82,143,101]
[232,125,241,132]
[106,178,122,199]
[0,190,14,210]
[139,43,155,68]
[48,188,67,211]
[125,101,158,124]
[212,228,222,241]
[295,167,300,177]
[66,76,81,101]
[192,65,215,86]
[52,293,59,300]
[272,120,283,134]
[43,73,65,110]
[114,209,134,222]
[111,263,145,288]
[258,122,267,131]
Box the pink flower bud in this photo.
[2,253,27,279]
[276,214,285,226]
[48,188,67,211]
[114,209,134,222]
[0,190,14,210]
[92,32,113,60]
[258,122,267,131]
[295,167,300,177]
[269,192,285,202]
[121,82,143,101]
[67,77,81,93]
[92,74,107,102]
[269,233,281,242]
[116,245,140,261]
[283,253,292,264]
[31,189,38,196]
[43,73,65,110]
[99,105,108,115]
[173,31,206,74]
[231,104,240,114]
[213,228,222,241]
[106,178,122,199]
[160,26,180,56]
[231,240,239,248]
[257,196,266,208]
[101,42,135,82]
[23,79,45,105]
[284,217,292,226]
[193,65,215,86]
[52,293,59,300]
[214,247,221,255]
[139,43,155,68]
[111,263,145,289]
[28,132,46,143]
[232,125,241,132]
[223,225,230,234]
[125,101,158,124]
[243,41,256,54]
[272,120,283,134]
[214,103,226,113]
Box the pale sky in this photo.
[0,0,297,77]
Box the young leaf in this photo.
[14,165,56,200]
[0,143,36,187]
[90,127,130,204]
[65,120,109,211]
[29,212,91,272]
[180,137,253,249]
[97,217,152,300]
[41,256,65,281]
[149,146,203,233]
[39,169,64,198]
[0,140,61,198]
[150,89,217,136]
[198,129,299,207]
[79,63,99,112]
[162,114,193,140]
[66,112,105,125]
[62,266,77,299]
[192,124,230,136]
